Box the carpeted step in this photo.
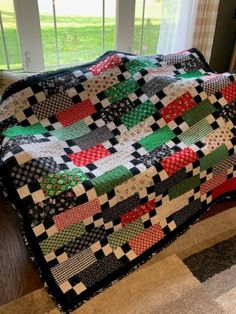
[0,254,224,314]
[0,288,54,314]
[183,233,236,314]
[216,286,236,314]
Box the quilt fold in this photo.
[0,48,236,312]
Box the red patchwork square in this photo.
[129,224,164,256]
[212,177,236,200]
[221,82,236,102]
[160,92,196,123]
[69,144,110,166]
[160,147,198,176]
[89,54,123,76]
[121,200,155,226]
[56,99,95,126]
[53,199,100,230]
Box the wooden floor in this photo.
[0,195,42,306]
[0,193,236,307]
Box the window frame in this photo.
[10,0,137,71]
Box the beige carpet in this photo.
[1,206,236,314]
[0,255,224,314]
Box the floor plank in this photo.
[0,195,42,306]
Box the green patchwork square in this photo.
[40,221,86,255]
[178,118,212,146]
[108,218,144,249]
[139,125,175,152]
[105,79,140,104]
[3,122,47,138]
[176,70,204,79]
[200,144,229,171]
[121,100,156,129]
[182,99,215,127]
[50,120,91,140]
[125,58,157,75]
[38,168,87,197]
[169,175,200,200]
[92,165,133,196]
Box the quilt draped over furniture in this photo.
[0,49,236,312]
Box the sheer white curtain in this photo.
[156,0,199,54]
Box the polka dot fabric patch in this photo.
[38,168,87,198]
[69,144,110,167]
[82,69,119,98]
[160,92,197,123]
[89,54,123,76]
[202,126,233,153]
[220,81,236,102]
[56,99,95,126]
[160,147,199,176]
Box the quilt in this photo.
[0,49,236,312]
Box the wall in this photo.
[210,0,236,72]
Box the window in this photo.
[133,0,163,55]
[0,0,22,70]
[0,0,163,72]
[38,0,116,69]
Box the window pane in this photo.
[38,0,116,70]
[104,0,116,52]
[0,0,22,70]
[133,0,163,55]
[37,0,57,69]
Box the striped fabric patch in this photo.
[200,172,227,194]
[178,118,212,146]
[139,125,175,152]
[213,154,236,175]
[50,120,91,140]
